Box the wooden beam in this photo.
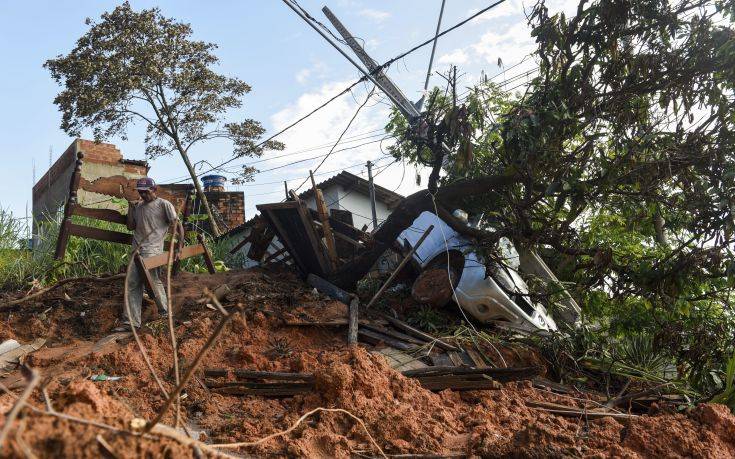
[204,369,314,382]
[358,329,416,351]
[134,253,166,312]
[142,244,206,270]
[54,152,84,260]
[263,247,287,264]
[360,323,427,346]
[293,194,331,274]
[72,206,127,225]
[310,170,339,270]
[314,220,363,248]
[67,223,133,245]
[306,274,352,304]
[401,365,542,383]
[382,316,459,352]
[308,208,370,243]
[197,233,217,274]
[410,376,502,391]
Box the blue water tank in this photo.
[202,175,227,191]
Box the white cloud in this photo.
[294,61,328,85]
[469,0,524,23]
[268,80,391,178]
[295,68,312,84]
[438,49,469,66]
[472,21,537,66]
[358,8,391,22]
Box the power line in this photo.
[175,0,509,186]
[161,128,388,182]
[293,85,377,193]
[168,76,368,184]
[376,0,507,74]
[253,134,395,176]
[161,132,391,183]
[423,0,447,92]
[244,155,394,197]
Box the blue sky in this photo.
[0,0,575,229]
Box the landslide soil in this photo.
[0,268,734,458]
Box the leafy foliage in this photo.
[386,0,735,396]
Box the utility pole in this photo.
[423,0,447,93]
[366,161,378,231]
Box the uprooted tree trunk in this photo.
[328,174,517,289]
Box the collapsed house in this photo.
[220,170,404,269]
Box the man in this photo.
[119,177,184,330]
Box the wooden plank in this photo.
[54,152,84,260]
[197,233,217,274]
[429,354,455,367]
[239,216,269,258]
[263,247,287,264]
[258,204,309,274]
[373,347,428,371]
[382,316,459,352]
[358,329,416,352]
[402,366,543,382]
[205,380,313,390]
[306,274,352,304]
[134,253,165,312]
[360,323,427,346]
[465,347,489,368]
[309,208,370,243]
[411,377,502,391]
[142,244,206,270]
[204,369,314,382]
[283,318,387,326]
[329,208,358,259]
[79,175,139,201]
[310,171,339,270]
[68,223,133,245]
[447,351,465,367]
[293,197,331,275]
[330,228,363,248]
[229,233,253,255]
[72,206,127,225]
[174,191,195,276]
[316,193,339,268]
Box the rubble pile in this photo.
[1,269,734,457]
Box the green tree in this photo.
[334,0,735,390]
[44,2,283,236]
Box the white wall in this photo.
[303,184,392,231]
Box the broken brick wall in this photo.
[31,139,149,247]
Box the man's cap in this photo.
[135,177,156,191]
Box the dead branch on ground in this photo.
[0,368,39,453]
[1,273,125,309]
[144,302,239,432]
